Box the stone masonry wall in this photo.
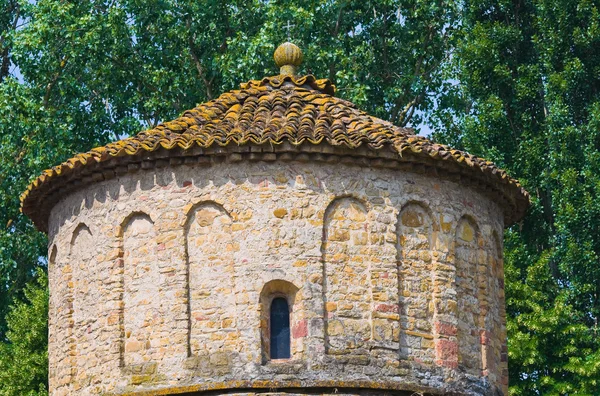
[46,160,508,396]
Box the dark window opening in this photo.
[270,297,290,359]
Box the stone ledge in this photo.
[26,143,523,233]
[112,379,449,396]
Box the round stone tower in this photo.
[22,43,528,396]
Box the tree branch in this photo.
[187,18,213,100]
[327,4,345,83]
[0,1,20,83]
[43,57,68,107]
[398,97,417,126]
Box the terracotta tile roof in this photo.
[20,74,529,231]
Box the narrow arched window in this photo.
[270,297,290,359]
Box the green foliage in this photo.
[432,0,600,394]
[2,0,600,395]
[0,270,48,395]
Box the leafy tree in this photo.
[432,0,600,394]
[0,270,48,395]
[6,1,600,395]
[0,0,20,82]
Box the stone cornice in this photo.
[24,142,526,233]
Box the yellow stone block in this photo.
[327,320,344,336]
[275,173,288,183]
[422,339,435,349]
[347,206,367,222]
[273,208,288,218]
[231,223,244,231]
[353,232,368,245]
[460,222,474,242]
[440,214,453,233]
[329,229,350,242]
[401,210,423,227]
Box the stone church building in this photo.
[21,43,529,395]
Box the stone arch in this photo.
[181,198,233,225]
[70,223,93,253]
[397,201,435,362]
[184,201,237,358]
[322,196,372,355]
[484,230,506,389]
[259,280,300,363]
[48,245,58,315]
[399,200,439,241]
[69,223,95,380]
[47,245,61,393]
[117,210,159,238]
[121,212,160,367]
[454,215,484,375]
[49,244,58,265]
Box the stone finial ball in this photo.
[274,42,303,67]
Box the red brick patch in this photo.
[480,330,490,345]
[436,339,458,361]
[435,359,458,369]
[292,319,308,338]
[375,303,399,313]
[435,322,457,336]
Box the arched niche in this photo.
[48,245,58,312]
[397,202,435,363]
[483,231,505,387]
[184,202,237,358]
[49,244,58,264]
[321,196,372,355]
[454,215,484,375]
[69,223,94,377]
[48,245,58,322]
[121,212,159,367]
[47,245,62,393]
[259,280,301,364]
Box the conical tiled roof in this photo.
[21,45,529,232]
